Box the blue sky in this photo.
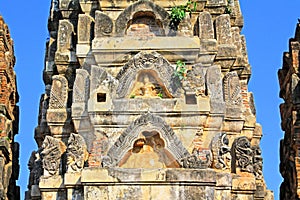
[0,0,299,199]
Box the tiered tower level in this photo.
[279,22,300,200]
[0,16,20,200]
[26,0,273,199]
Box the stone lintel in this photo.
[98,0,207,11]
[88,111,207,127]
[92,37,200,65]
[81,168,217,184]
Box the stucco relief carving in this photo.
[232,136,253,173]
[116,51,181,98]
[181,148,212,169]
[252,145,263,179]
[90,65,118,95]
[223,71,242,106]
[104,113,189,167]
[49,75,68,109]
[41,136,66,177]
[85,186,102,200]
[210,133,231,170]
[95,11,113,37]
[73,69,89,103]
[183,65,206,96]
[57,20,74,51]
[66,133,89,173]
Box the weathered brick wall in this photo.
[0,15,20,200]
[278,22,300,200]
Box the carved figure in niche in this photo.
[119,131,179,168]
[130,74,162,98]
[252,145,263,179]
[130,72,168,98]
[106,113,190,167]
[181,148,212,169]
[210,133,231,170]
[27,148,43,187]
[117,51,181,98]
[41,136,66,177]
[232,136,253,173]
[67,133,89,173]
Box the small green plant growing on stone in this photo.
[225,0,232,14]
[174,60,188,81]
[170,0,197,30]
[157,92,163,98]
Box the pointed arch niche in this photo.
[115,0,169,36]
[106,113,190,168]
[116,51,181,98]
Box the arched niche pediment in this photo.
[116,51,181,98]
[115,0,169,36]
[105,113,190,167]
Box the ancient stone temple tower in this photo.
[278,22,300,200]
[26,0,273,199]
[0,16,20,200]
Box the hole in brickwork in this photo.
[97,93,106,102]
[186,94,197,104]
